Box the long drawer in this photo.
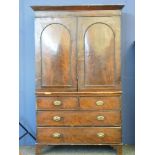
[37,111,121,126]
[79,97,121,110]
[37,97,78,110]
[37,127,121,144]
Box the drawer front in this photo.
[79,97,120,110]
[37,111,121,126]
[37,127,121,144]
[37,97,78,110]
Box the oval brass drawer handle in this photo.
[53,116,62,121]
[52,132,62,138]
[97,132,105,138]
[97,115,105,121]
[96,101,104,106]
[53,100,62,106]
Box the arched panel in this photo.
[41,24,71,87]
[84,23,115,86]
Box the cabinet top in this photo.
[31,5,124,11]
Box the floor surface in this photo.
[20,145,135,155]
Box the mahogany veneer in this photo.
[37,97,78,110]
[37,111,121,126]
[32,5,124,155]
[37,127,122,144]
[79,97,121,110]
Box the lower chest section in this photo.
[36,95,122,144]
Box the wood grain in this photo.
[37,127,122,144]
[37,111,121,126]
[35,17,77,91]
[35,144,42,155]
[31,5,124,11]
[112,145,123,155]
[84,23,115,86]
[33,10,122,18]
[41,24,71,87]
[36,91,122,96]
[78,16,121,91]
[33,5,123,152]
[37,97,78,110]
[79,97,121,110]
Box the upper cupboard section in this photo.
[35,16,121,92]
[35,18,77,92]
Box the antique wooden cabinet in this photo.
[32,5,124,155]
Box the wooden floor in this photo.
[20,145,135,155]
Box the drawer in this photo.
[37,111,121,126]
[37,97,78,110]
[37,127,121,144]
[79,97,120,110]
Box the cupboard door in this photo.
[78,17,121,91]
[35,18,77,92]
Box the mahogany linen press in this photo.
[31,5,124,155]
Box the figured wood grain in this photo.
[78,16,121,91]
[41,24,71,87]
[35,17,77,91]
[37,127,122,144]
[37,111,121,126]
[37,97,78,110]
[33,5,123,152]
[79,97,121,110]
[84,23,115,86]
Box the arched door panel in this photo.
[78,17,121,91]
[35,18,77,92]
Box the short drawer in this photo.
[37,127,121,144]
[37,111,121,126]
[37,97,78,110]
[79,97,120,110]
